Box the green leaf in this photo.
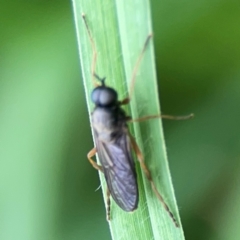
[72,0,185,239]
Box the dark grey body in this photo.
[91,106,139,211]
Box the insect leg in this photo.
[129,34,153,100]
[119,34,153,106]
[106,188,111,221]
[82,13,99,87]
[129,133,179,227]
[119,97,130,106]
[87,147,103,172]
[128,113,194,123]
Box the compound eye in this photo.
[91,87,118,106]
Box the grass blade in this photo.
[72,0,185,239]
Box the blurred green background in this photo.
[1,1,240,240]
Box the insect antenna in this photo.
[82,13,99,87]
[94,73,106,86]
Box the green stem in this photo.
[72,0,185,239]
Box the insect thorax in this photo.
[91,106,127,142]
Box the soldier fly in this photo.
[82,13,193,228]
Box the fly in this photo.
[82,13,193,228]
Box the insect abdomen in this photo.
[92,107,139,211]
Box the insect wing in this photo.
[95,130,139,212]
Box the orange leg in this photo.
[106,188,111,221]
[82,13,99,87]
[119,35,152,106]
[87,147,103,172]
[128,113,194,123]
[119,97,130,106]
[88,148,112,221]
[128,34,153,100]
[129,133,179,227]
